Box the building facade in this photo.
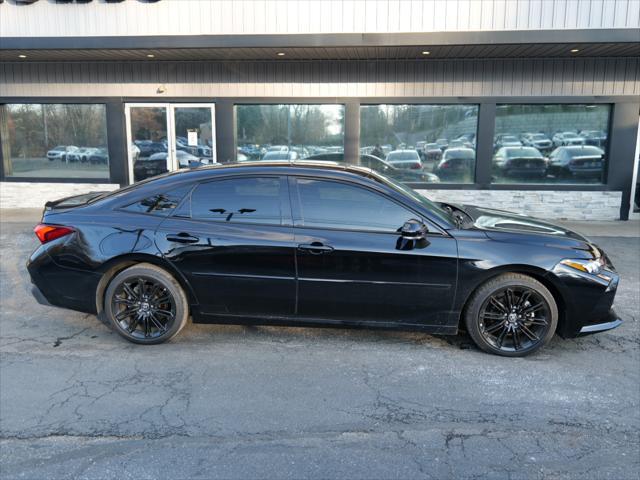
[1,0,639,220]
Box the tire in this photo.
[104,263,189,345]
[464,273,558,357]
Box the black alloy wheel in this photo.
[104,263,189,345]
[111,277,175,340]
[464,273,558,357]
[478,286,551,352]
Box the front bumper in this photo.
[578,309,623,335]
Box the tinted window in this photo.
[236,104,345,161]
[123,185,192,216]
[360,104,479,184]
[191,177,283,225]
[493,104,610,184]
[296,179,415,232]
[0,103,109,179]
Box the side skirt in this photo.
[190,309,458,336]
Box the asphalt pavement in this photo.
[0,213,638,479]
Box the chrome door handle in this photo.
[166,232,199,244]
[297,242,334,255]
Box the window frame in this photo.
[175,174,292,227]
[289,175,432,235]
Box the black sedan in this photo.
[27,162,621,357]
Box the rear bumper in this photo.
[578,309,623,335]
[31,284,54,308]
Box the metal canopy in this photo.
[1,42,638,62]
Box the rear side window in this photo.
[122,185,192,216]
[190,177,283,225]
[295,178,415,232]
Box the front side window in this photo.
[493,104,611,184]
[190,177,283,225]
[235,104,345,161]
[359,104,479,184]
[0,103,109,179]
[296,179,416,232]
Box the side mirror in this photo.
[397,220,429,251]
[400,219,428,240]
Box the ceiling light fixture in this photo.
[570,48,580,53]
[147,54,155,58]
[422,51,431,55]
[18,54,27,59]
[277,52,286,56]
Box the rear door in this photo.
[155,175,296,316]
[290,176,458,327]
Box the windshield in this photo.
[374,174,452,226]
[531,134,546,140]
[563,132,579,138]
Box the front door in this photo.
[125,103,216,183]
[156,175,296,316]
[290,177,458,327]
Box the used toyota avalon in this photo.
[27,162,622,356]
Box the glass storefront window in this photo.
[359,104,479,184]
[0,104,109,179]
[493,104,611,184]
[235,104,344,161]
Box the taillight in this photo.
[34,224,75,244]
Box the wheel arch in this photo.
[459,264,567,334]
[95,253,198,315]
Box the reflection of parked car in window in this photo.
[134,151,204,182]
[261,151,299,161]
[493,147,547,179]
[547,146,605,179]
[88,147,109,165]
[435,138,449,151]
[305,153,440,183]
[47,145,78,162]
[521,133,553,152]
[385,150,423,170]
[552,131,585,147]
[494,134,522,150]
[579,130,607,148]
[433,148,475,181]
[423,143,443,162]
[135,140,167,159]
[67,147,99,163]
[176,136,213,158]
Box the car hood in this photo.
[459,204,589,242]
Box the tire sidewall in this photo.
[104,263,188,345]
[465,274,558,357]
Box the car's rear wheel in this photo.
[464,273,558,357]
[104,263,188,345]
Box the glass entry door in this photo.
[125,103,216,183]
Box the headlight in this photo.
[560,258,603,275]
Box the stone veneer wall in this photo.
[417,190,623,221]
[0,182,120,210]
[0,182,623,221]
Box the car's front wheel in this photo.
[464,273,558,357]
[104,263,189,345]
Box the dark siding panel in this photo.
[1,57,638,98]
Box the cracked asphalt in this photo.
[0,218,639,479]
